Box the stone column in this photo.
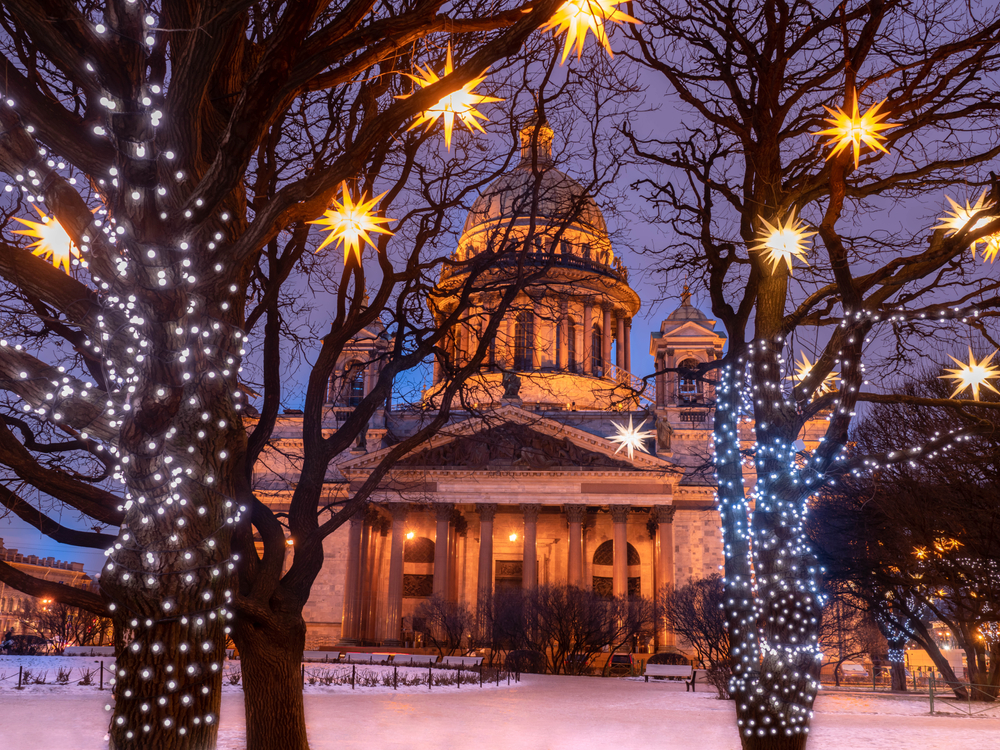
[654,505,677,650]
[476,504,497,634]
[610,505,630,598]
[582,304,593,375]
[433,503,453,599]
[601,306,613,375]
[565,505,585,587]
[339,511,365,644]
[531,306,543,370]
[616,315,626,370]
[625,318,632,373]
[522,504,540,590]
[383,504,408,646]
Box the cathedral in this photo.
[257,119,737,653]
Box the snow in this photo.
[1,655,998,749]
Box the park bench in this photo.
[63,646,115,657]
[440,655,483,668]
[392,654,438,666]
[643,663,693,683]
[686,668,711,692]
[303,650,342,663]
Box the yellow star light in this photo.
[934,191,1000,263]
[307,182,394,266]
[12,206,79,274]
[541,0,641,63]
[940,347,1000,400]
[750,209,815,274]
[608,415,656,459]
[397,45,502,150]
[785,353,840,394]
[814,93,899,169]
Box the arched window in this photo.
[591,540,641,599]
[677,357,701,403]
[514,311,534,371]
[567,319,577,373]
[349,366,365,406]
[591,324,603,374]
[403,537,435,598]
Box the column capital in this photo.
[435,502,455,522]
[521,503,541,523]
[609,505,631,524]
[386,502,408,522]
[653,505,677,524]
[477,503,497,522]
[349,510,366,528]
[564,505,586,524]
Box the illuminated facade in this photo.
[256,121,823,652]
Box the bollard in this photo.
[99,661,104,691]
[479,664,483,687]
[18,665,22,689]
[302,666,305,687]
[457,666,461,689]
[351,664,355,690]
[393,666,397,690]
[429,664,432,690]
[929,674,935,714]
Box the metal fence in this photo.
[0,659,518,692]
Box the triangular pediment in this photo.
[341,404,674,475]
[398,422,635,471]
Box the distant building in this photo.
[0,539,93,637]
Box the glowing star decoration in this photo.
[608,415,655,459]
[934,191,1000,263]
[785,353,839,394]
[12,207,80,274]
[397,45,502,150]
[940,348,1000,400]
[541,0,641,63]
[814,93,899,169]
[307,182,394,265]
[750,210,816,274]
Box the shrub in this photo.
[78,668,96,686]
[226,669,242,686]
[56,667,72,685]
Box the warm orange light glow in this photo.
[405,531,415,540]
[750,209,815,274]
[285,538,294,547]
[509,532,518,542]
[934,190,1000,262]
[541,0,641,63]
[940,347,1000,400]
[12,206,79,274]
[307,181,394,266]
[786,353,839,394]
[397,45,502,150]
[814,92,898,169]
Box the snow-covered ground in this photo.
[1,655,998,749]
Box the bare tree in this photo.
[816,590,883,688]
[813,371,1000,698]
[412,595,475,656]
[659,575,731,698]
[17,598,111,649]
[0,3,632,748]
[625,1,1000,746]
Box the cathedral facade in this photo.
[256,121,735,652]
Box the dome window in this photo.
[591,323,603,375]
[514,311,534,371]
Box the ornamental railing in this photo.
[604,362,656,407]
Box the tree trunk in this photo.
[235,609,309,750]
[890,662,907,692]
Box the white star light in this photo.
[608,415,656,459]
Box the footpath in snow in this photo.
[1,656,998,749]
